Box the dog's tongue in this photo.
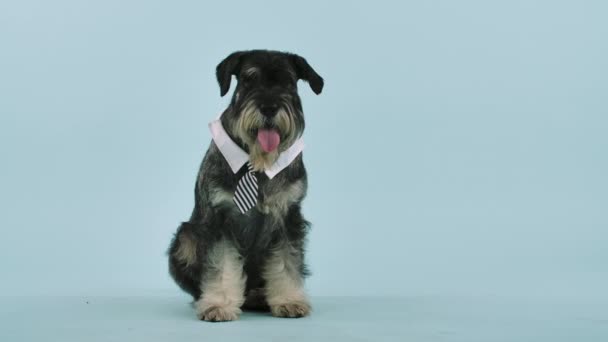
[257,129,280,153]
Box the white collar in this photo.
[208,117,304,179]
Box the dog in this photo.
[168,50,323,322]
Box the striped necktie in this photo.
[233,162,258,213]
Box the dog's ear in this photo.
[290,55,324,95]
[216,52,244,96]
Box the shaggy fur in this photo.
[168,50,323,321]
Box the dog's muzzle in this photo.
[259,103,279,118]
[255,102,282,152]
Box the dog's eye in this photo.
[241,75,256,86]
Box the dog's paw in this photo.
[198,306,241,322]
[270,301,311,318]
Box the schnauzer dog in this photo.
[168,50,323,322]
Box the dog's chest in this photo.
[214,177,305,253]
[256,178,305,216]
[210,176,305,217]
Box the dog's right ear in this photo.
[216,52,244,96]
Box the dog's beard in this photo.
[248,143,279,171]
[233,100,301,171]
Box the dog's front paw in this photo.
[270,301,311,318]
[198,306,241,322]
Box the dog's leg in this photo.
[262,243,311,318]
[168,223,203,299]
[195,239,246,322]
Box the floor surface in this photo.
[1,295,606,341]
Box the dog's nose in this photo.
[260,104,279,118]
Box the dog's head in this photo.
[216,50,323,170]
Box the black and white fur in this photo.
[168,50,323,321]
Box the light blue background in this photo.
[1,0,607,301]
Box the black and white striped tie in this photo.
[233,162,258,213]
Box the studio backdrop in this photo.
[0,0,606,299]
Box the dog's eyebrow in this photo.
[242,67,259,77]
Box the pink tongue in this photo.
[257,129,281,153]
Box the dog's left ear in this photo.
[216,51,244,96]
[290,55,324,95]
